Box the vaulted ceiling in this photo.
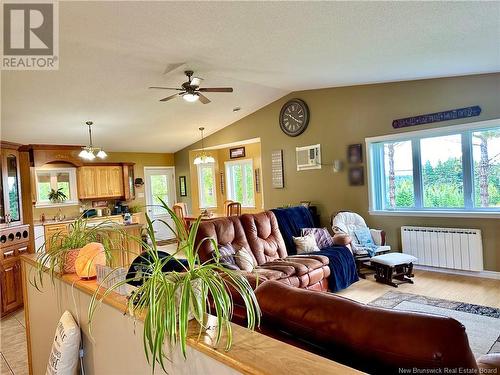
[2,1,499,152]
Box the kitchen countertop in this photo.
[33,214,139,226]
[21,253,361,375]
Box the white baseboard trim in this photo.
[414,265,500,280]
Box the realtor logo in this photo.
[2,2,59,70]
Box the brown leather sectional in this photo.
[196,211,330,291]
[255,281,500,374]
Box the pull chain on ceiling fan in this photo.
[149,70,233,104]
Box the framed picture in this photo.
[179,176,187,197]
[348,166,364,186]
[230,147,245,159]
[347,144,363,164]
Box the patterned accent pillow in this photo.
[235,247,257,271]
[301,227,334,249]
[218,243,240,270]
[293,233,320,254]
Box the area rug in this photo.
[370,291,500,358]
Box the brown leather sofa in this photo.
[196,211,330,291]
[255,281,500,374]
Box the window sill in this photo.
[35,201,80,209]
[369,210,500,219]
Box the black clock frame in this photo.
[279,98,310,137]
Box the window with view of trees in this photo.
[225,159,255,207]
[367,122,500,214]
[197,163,217,208]
[35,168,78,205]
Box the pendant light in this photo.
[79,121,107,160]
[193,127,215,165]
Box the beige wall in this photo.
[187,142,263,216]
[32,152,174,220]
[175,73,500,271]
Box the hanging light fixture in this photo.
[79,121,107,160]
[193,127,215,165]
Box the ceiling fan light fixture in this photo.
[183,92,199,102]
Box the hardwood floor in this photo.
[336,269,500,308]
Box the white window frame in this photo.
[197,162,217,209]
[366,118,500,218]
[35,167,79,207]
[225,159,255,208]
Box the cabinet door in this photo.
[44,224,69,251]
[78,167,98,199]
[109,167,124,197]
[0,258,23,316]
[123,164,135,201]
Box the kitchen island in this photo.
[20,254,361,375]
[34,215,144,268]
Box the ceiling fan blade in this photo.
[197,93,211,104]
[149,86,183,90]
[159,92,184,102]
[198,87,233,93]
[190,77,202,87]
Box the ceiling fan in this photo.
[149,70,233,104]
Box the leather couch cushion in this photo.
[240,212,288,265]
[256,281,478,373]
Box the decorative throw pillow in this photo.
[353,228,374,247]
[46,311,81,375]
[234,247,256,271]
[293,233,320,254]
[353,228,378,257]
[301,228,334,249]
[218,243,240,270]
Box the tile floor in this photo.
[0,310,28,375]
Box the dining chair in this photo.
[172,203,189,231]
[226,202,242,216]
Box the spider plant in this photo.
[88,198,261,373]
[33,217,125,288]
[47,187,68,203]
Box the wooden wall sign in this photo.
[392,106,481,129]
[271,150,284,189]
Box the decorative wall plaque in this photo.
[271,150,284,189]
[392,106,481,129]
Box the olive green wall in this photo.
[175,73,500,272]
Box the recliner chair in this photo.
[331,211,390,276]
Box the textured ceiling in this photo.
[2,1,499,152]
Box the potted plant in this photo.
[35,217,124,280]
[47,187,68,204]
[88,198,261,372]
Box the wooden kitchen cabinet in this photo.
[0,256,22,316]
[0,224,30,317]
[77,166,124,199]
[44,223,69,251]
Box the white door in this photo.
[144,167,176,241]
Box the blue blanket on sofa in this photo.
[271,206,358,292]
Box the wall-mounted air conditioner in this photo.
[296,144,321,171]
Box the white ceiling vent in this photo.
[296,144,321,171]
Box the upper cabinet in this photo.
[122,163,135,201]
[77,166,124,199]
[0,145,22,225]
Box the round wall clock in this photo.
[279,98,310,137]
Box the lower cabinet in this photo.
[0,257,23,317]
[0,225,30,317]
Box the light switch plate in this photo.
[138,192,145,198]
